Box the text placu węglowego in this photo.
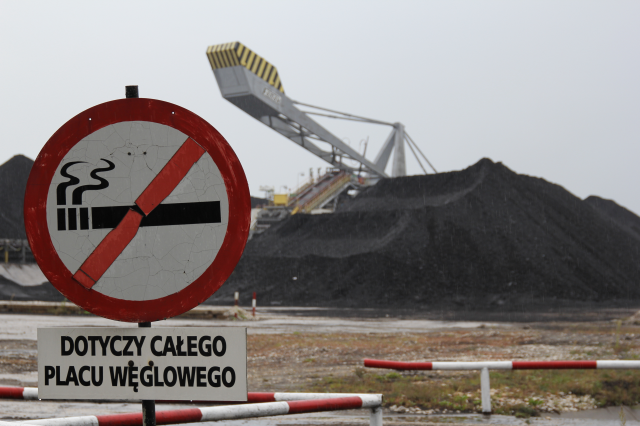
[38,327,247,401]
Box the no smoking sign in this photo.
[25,98,250,322]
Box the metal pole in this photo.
[404,132,437,173]
[404,135,427,174]
[291,100,395,126]
[126,85,139,99]
[129,83,155,426]
[369,406,383,426]
[391,124,406,177]
[480,367,491,414]
[139,321,155,426]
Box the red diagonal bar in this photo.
[135,138,205,215]
[73,138,206,289]
[73,209,143,289]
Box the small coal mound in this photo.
[208,158,640,310]
[0,155,63,300]
[0,155,33,239]
[0,277,64,302]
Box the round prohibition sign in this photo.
[24,98,250,323]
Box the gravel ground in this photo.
[0,309,636,424]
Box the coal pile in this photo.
[0,155,64,301]
[584,196,640,242]
[2,154,640,310]
[208,158,640,310]
[0,155,33,239]
[0,276,64,302]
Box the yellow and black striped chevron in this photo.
[206,42,284,93]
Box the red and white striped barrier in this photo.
[0,389,383,426]
[0,386,38,400]
[246,392,381,402]
[0,387,378,404]
[363,359,640,370]
[365,358,640,414]
[18,396,382,426]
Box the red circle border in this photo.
[24,98,250,323]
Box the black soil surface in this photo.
[207,158,640,311]
[0,155,32,239]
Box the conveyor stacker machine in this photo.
[205,42,435,181]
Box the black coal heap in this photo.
[0,155,33,239]
[2,155,639,308]
[209,158,640,309]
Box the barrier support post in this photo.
[139,321,155,426]
[480,367,491,414]
[370,405,383,426]
[252,292,256,317]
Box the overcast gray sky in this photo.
[1,1,639,212]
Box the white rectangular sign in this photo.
[38,327,247,401]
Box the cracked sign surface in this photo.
[47,122,229,301]
[25,98,250,323]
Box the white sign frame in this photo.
[38,327,247,401]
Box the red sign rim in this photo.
[24,98,250,323]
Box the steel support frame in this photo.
[213,66,390,178]
[259,114,383,176]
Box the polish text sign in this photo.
[38,327,247,401]
[24,99,250,323]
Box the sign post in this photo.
[25,86,251,425]
[127,85,156,426]
[139,321,154,426]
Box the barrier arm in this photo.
[364,358,640,414]
[0,390,383,426]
